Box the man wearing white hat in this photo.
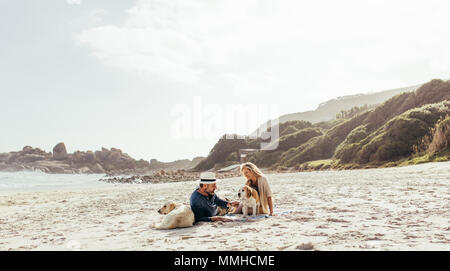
[190,172,239,223]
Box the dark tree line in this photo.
[336,104,373,120]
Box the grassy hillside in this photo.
[194,120,316,171]
[274,79,450,168]
[194,135,261,171]
[251,84,420,137]
[196,79,450,171]
[335,101,450,164]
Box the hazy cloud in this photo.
[67,0,81,5]
[77,0,450,97]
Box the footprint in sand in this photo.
[316,224,329,229]
[291,217,312,222]
[277,245,291,250]
[239,228,257,233]
[326,218,349,223]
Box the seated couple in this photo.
[190,162,274,223]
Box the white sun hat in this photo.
[198,172,219,184]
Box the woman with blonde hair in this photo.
[235,162,274,216]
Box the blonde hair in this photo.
[240,162,265,179]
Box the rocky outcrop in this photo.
[53,143,68,160]
[0,143,204,175]
[99,170,240,184]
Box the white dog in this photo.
[154,202,195,230]
[238,185,260,217]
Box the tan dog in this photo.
[154,202,195,230]
[238,185,260,217]
[215,198,236,216]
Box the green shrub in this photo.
[354,101,450,163]
[429,115,450,153]
[414,115,450,154]
[246,150,284,168]
[225,151,239,162]
[265,127,322,151]
[194,135,261,171]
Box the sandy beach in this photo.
[0,161,449,251]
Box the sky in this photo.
[1,0,449,162]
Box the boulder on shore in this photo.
[89,163,105,174]
[53,143,68,160]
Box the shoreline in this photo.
[1,158,448,187]
[97,157,450,185]
[2,150,447,181]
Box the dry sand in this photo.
[0,162,449,251]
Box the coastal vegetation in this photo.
[196,79,450,171]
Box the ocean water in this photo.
[0,171,111,192]
[1,161,449,193]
